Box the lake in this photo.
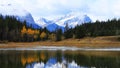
[0,47,120,68]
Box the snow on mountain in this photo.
[0,1,92,31]
[0,3,40,28]
[55,12,92,28]
[36,18,48,28]
[36,18,62,32]
[36,12,92,31]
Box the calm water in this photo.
[0,50,120,68]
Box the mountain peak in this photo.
[0,2,92,31]
[0,3,40,29]
[54,12,92,28]
[36,12,92,31]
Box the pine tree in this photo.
[55,29,62,41]
[74,25,85,39]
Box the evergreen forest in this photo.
[0,15,120,42]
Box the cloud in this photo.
[91,0,120,21]
[0,0,120,21]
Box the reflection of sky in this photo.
[26,58,89,68]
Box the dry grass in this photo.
[0,36,120,48]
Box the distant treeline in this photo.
[0,15,120,42]
[64,19,120,39]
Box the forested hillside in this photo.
[73,19,120,38]
[0,15,42,42]
[0,15,120,42]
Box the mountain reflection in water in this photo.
[0,50,120,68]
[26,58,85,68]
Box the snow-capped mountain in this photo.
[36,18,62,31]
[36,12,92,31]
[0,3,40,28]
[55,12,92,28]
[36,18,48,28]
[0,2,91,31]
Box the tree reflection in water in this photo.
[0,50,120,68]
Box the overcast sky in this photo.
[1,0,120,21]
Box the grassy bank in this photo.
[0,36,120,48]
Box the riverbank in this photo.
[0,36,120,48]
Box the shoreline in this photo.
[0,36,120,49]
[0,46,120,51]
[0,41,120,48]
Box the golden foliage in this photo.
[21,26,27,34]
[21,26,40,35]
[21,57,26,66]
[21,54,39,66]
[34,30,40,34]
[21,26,40,40]
[27,28,34,35]
[40,32,47,39]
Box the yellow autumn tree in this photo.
[34,30,40,40]
[27,28,34,35]
[40,32,47,40]
[34,30,39,34]
[21,26,27,34]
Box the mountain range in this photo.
[0,3,92,31]
[0,3,39,29]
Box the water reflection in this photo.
[0,50,120,68]
[27,60,82,68]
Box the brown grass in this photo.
[0,36,120,48]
